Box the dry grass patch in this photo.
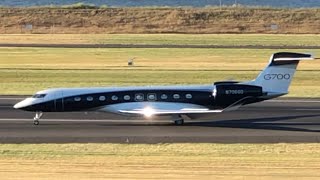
[1,7,320,33]
[0,143,320,179]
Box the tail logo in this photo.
[263,73,291,80]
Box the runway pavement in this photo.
[1,96,320,143]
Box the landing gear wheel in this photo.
[174,119,184,125]
[33,111,43,126]
[33,120,39,125]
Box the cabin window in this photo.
[186,94,192,99]
[147,93,156,101]
[173,94,180,99]
[124,95,131,101]
[160,94,168,100]
[74,97,81,102]
[111,95,118,101]
[32,94,46,98]
[87,96,93,101]
[99,96,106,101]
[135,94,144,101]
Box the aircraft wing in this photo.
[118,108,223,116]
[117,96,253,117]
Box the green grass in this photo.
[1,47,319,70]
[0,47,319,96]
[1,34,320,46]
[1,69,319,97]
[0,69,258,94]
[92,34,320,46]
[0,143,320,179]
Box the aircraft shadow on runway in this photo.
[186,114,320,133]
[93,113,320,133]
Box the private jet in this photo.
[14,52,316,125]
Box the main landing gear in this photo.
[173,115,184,125]
[33,111,43,125]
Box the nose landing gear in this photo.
[33,111,43,125]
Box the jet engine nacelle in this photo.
[213,84,263,108]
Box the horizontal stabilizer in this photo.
[273,57,314,61]
[270,52,315,66]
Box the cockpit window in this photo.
[32,94,46,98]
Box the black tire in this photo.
[33,120,39,125]
[174,119,184,125]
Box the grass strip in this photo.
[1,34,320,46]
[0,143,320,179]
[0,47,319,96]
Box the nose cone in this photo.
[13,102,22,109]
[13,98,34,111]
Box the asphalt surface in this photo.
[1,96,320,143]
[1,43,320,49]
